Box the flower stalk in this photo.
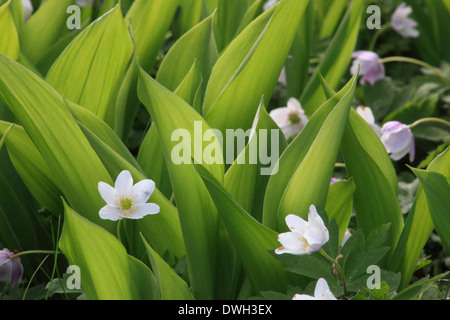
[319,248,348,296]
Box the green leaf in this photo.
[19,0,74,64]
[141,234,194,300]
[156,13,218,109]
[325,179,355,244]
[138,66,222,299]
[65,101,185,261]
[114,0,178,139]
[0,121,62,214]
[0,0,19,60]
[0,53,115,233]
[224,99,287,221]
[197,165,295,294]
[59,201,160,300]
[263,72,357,231]
[203,0,310,135]
[341,109,404,260]
[300,0,363,115]
[411,168,450,252]
[46,4,133,127]
[389,147,450,289]
[391,271,450,300]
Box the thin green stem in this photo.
[369,23,391,51]
[379,56,441,75]
[379,56,450,88]
[409,117,450,130]
[10,250,58,260]
[117,219,123,242]
[320,249,347,296]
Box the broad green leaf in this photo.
[341,110,404,259]
[156,13,218,108]
[263,72,357,231]
[138,66,223,299]
[46,4,133,127]
[325,179,355,244]
[138,12,218,196]
[0,53,115,233]
[175,0,203,36]
[141,234,194,300]
[115,0,178,139]
[284,0,314,98]
[20,0,74,64]
[300,0,363,115]
[65,101,185,261]
[318,0,347,39]
[198,165,295,294]
[0,0,19,60]
[224,99,287,222]
[138,61,205,198]
[215,0,252,52]
[411,168,450,253]
[0,121,62,214]
[320,71,402,257]
[203,0,310,135]
[389,147,450,289]
[59,201,160,300]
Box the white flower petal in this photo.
[115,170,133,196]
[269,107,290,128]
[292,294,316,300]
[99,205,123,221]
[287,98,303,113]
[130,203,160,220]
[98,181,117,205]
[131,179,156,204]
[285,214,308,234]
[314,278,337,300]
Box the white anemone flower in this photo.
[269,98,309,140]
[98,170,160,221]
[293,278,337,300]
[275,205,329,255]
[356,106,381,137]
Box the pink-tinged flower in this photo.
[0,249,24,287]
[269,98,309,140]
[330,178,341,185]
[380,121,415,162]
[293,278,337,300]
[391,3,419,38]
[275,205,329,255]
[350,51,385,85]
[98,170,160,221]
[356,106,381,136]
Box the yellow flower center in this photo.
[117,195,137,217]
